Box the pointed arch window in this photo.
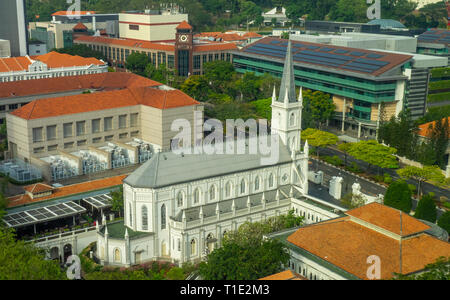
[141,205,148,231]
[289,112,296,126]
[161,204,166,230]
[190,239,197,256]
[193,188,201,204]
[240,179,246,194]
[225,181,232,198]
[177,191,184,207]
[209,185,216,201]
[254,176,260,191]
[269,173,274,188]
[114,248,121,263]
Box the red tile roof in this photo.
[23,183,54,194]
[7,175,126,208]
[259,270,307,280]
[0,51,105,73]
[0,72,160,98]
[418,117,450,139]
[176,21,192,30]
[10,84,200,120]
[286,204,450,279]
[193,43,238,52]
[73,22,88,31]
[75,35,175,52]
[346,202,430,236]
[52,11,95,16]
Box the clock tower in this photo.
[175,20,194,77]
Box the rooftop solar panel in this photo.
[350,52,366,57]
[355,58,389,66]
[334,49,349,54]
[307,46,320,50]
[367,53,384,59]
[345,62,381,71]
[341,65,372,73]
[320,47,334,52]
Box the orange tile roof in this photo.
[73,22,88,31]
[418,117,450,139]
[176,20,192,30]
[52,11,95,16]
[0,51,105,73]
[10,84,200,120]
[243,32,263,38]
[23,183,54,194]
[0,72,160,98]
[193,43,238,52]
[7,175,126,208]
[287,205,450,279]
[346,202,430,236]
[259,270,307,280]
[75,35,175,52]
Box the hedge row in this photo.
[431,67,450,79]
[429,80,450,91]
[427,92,450,103]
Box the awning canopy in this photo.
[2,201,86,228]
[82,194,112,210]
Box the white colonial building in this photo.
[96,41,346,267]
[0,51,107,83]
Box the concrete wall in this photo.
[0,40,11,57]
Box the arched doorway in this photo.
[63,244,72,262]
[50,247,59,261]
[206,233,216,253]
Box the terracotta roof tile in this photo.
[176,20,192,30]
[10,82,199,120]
[52,11,95,16]
[73,22,88,31]
[0,72,160,98]
[193,43,238,52]
[23,183,54,194]
[259,270,307,280]
[418,117,450,139]
[346,202,430,236]
[75,35,175,52]
[7,175,126,208]
[287,204,450,279]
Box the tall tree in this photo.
[203,61,235,93]
[0,227,66,280]
[125,52,150,76]
[301,128,339,160]
[180,75,211,102]
[396,165,445,197]
[414,193,437,223]
[384,180,412,213]
[110,186,124,218]
[437,211,450,234]
[302,89,335,130]
[430,117,449,169]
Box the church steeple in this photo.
[271,38,303,153]
[277,40,297,104]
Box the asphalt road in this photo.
[312,154,448,218]
[317,146,450,201]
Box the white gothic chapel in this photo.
[96,41,344,267]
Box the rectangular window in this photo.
[119,132,128,139]
[129,24,139,30]
[46,125,57,141]
[221,53,225,60]
[32,127,43,142]
[194,55,200,69]
[63,123,73,138]
[93,137,102,144]
[119,115,127,129]
[33,147,44,154]
[226,53,231,61]
[214,53,219,60]
[104,117,113,131]
[64,142,74,149]
[152,53,156,66]
[105,135,113,141]
[8,104,18,110]
[203,55,207,63]
[208,54,213,61]
[0,105,5,111]
[131,131,139,137]
[130,113,138,127]
[92,119,101,133]
[48,145,58,151]
[168,55,174,68]
[77,140,87,146]
[76,121,85,136]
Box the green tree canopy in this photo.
[414,193,437,223]
[329,0,368,23]
[125,52,150,76]
[437,211,450,235]
[397,165,445,197]
[302,89,335,130]
[346,140,398,172]
[110,186,124,217]
[301,128,338,159]
[0,227,66,280]
[203,61,235,93]
[180,75,211,102]
[53,44,107,62]
[384,180,412,213]
[393,257,450,280]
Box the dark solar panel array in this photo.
[2,202,86,227]
[83,194,112,209]
[245,41,395,74]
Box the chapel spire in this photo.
[278,40,296,104]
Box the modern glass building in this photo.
[232,37,415,139]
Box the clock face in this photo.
[179,34,188,42]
